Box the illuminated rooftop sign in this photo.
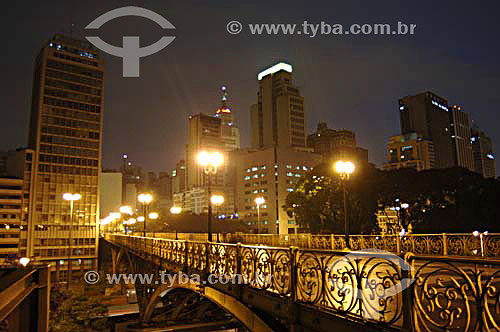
[257,62,292,80]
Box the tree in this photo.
[50,282,109,332]
[285,163,500,234]
[283,162,380,234]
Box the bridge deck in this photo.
[104,234,500,332]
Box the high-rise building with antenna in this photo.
[215,85,240,152]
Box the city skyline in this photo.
[1,0,499,175]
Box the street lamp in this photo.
[170,206,182,214]
[63,192,81,289]
[170,206,182,240]
[19,257,30,267]
[138,193,153,237]
[197,150,224,242]
[120,205,133,215]
[473,230,489,257]
[334,160,355,249]
[255,197,265,234]
[211,195,224,242]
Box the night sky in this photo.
[2,0,499,174]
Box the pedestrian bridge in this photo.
[103,234,500,331]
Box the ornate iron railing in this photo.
[408,254,500,331]
[220,233,500,257]
[105,234,500,330]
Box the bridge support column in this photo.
[111,247,118,275]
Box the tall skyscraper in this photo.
[250,62,306,149]
[215,86,240,152]
[399,92,454,168]
[185,113,223,189]
[449,105,474,171]
[27,34,104,282]
[172,159,186,194]
[471,126,496,178]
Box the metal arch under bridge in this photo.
[104,234,500,332]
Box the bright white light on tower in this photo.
[257,62,293,80]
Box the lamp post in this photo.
[197,151,224,242]
[255,197,265,234]
[211,195,224,242]
[63,192,81,289]
[170,206,182,240]
[334,161,355,249]
[473,230,489,257]
[19,257,30,267]
[138,193,153,237]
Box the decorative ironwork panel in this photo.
[187,241,207,272]
[409,256,500,331]
[207,243,237,277]
[240,245,292,296]
[296,249,404,327]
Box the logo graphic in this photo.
[85,6,176,77]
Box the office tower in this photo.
[156,172,173,214]
[449,105,474,171]
[471,126,496,178]
[215,86,240,152]
[399,92,454,168]
[307,122,369,164]
[185,113,223,189]
[0,177,23,266]
[383,133,435,171]
[120,155,143,210]
[99,171,122,219]
[28,34,104,282]
[232,147,321,234]
[250,62,306,149]
[172,160,186,194]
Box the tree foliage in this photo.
[50,282,109,332]
[284,163,500,234]
[283,162,380,234]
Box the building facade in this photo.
[383,133,435,171]
[27,34,104,281]
[471,127,496,178]
[399,92,454,169]
[99,171,122,219]
[186,113,224,189]
[449,105,474,171]
[172,160,186,194]
[0,177,23,266]
[232,147,321,234]
[251,63,306,149]
[307,122,369,164]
